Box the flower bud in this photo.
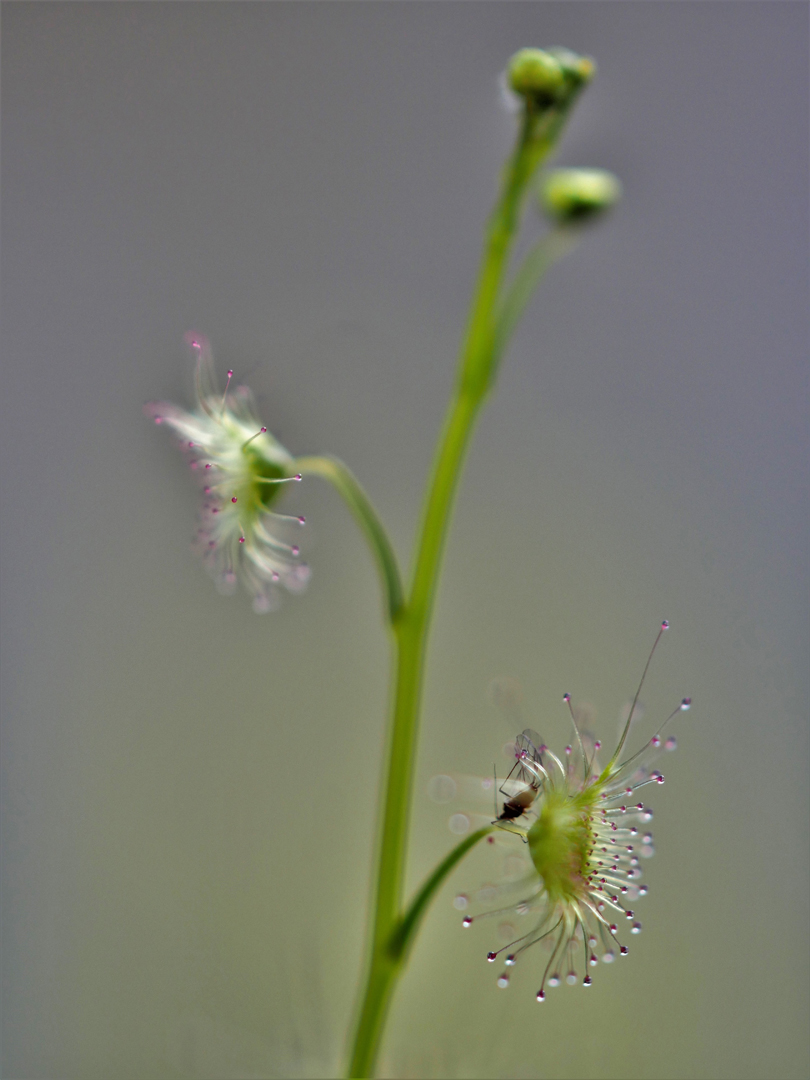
[540,168,622,224]
[545,46,596,90]
[506,48,566,108]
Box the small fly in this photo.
[494,728,545,827]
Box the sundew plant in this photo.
[148,48,690,1080]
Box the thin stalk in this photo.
[347,88,585,1079]
[294,454,405,623]
[347,121,541,1080]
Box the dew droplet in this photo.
[638,885,649,896]
[536,990,545,1002]
[620,945,629,955]
[565,746,572,756]
[505,955,516,966]
[583,975,592,986]
[291,545,300,556]
[548,974,560,988]
[602,950,615,964]
[563,693,571,702]
[298,516,306,525]
[453,894,468,911]
[594,741,601,750]
[294,473,302,481]
[271,571,280,582]
[631,922,642,934]
[665,736,677,751]
[448,813,470,835]
[661,620,669,630]
[589,955,598,966]
[486,952,497,962]
[680,697,691,710]
[497,975,509,988]
[227,369,233,378]
[566,972,577,986]
[462,917,473,928]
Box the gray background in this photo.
[2,3,808,1078]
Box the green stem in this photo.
[347,130,540,1080]
[389,827,494,962]
[347,94,582,1080]
[294,455,405,623]
[346,828,493,1080]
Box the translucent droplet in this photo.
[566,972,577,985]
[680,697,691,710]
[641,844,655,858]
[462,917,473,928]
[583,975,592,986]
[298,516,306,525]
[497,975,509,988]
[631,922,642,934]
[453,894,468,911]
[638,885,649,896]
[536,990,546,1002]
[504,955,516,966]
[548,974,560,987]
[665,736,677,751]
[291,545,300,557]
[486,952,497,962]
[589,955,598,966]
[602,950,615,964]
[448,813,469,835]
[661,620,669,630]
[427,775,456,804]
[620,945,629,955]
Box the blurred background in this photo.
[2,3,807,1078]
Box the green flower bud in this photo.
[541,168,622,224]
[506,48,566,108]
[545,46,596,90]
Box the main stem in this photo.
[347,116,541,1079]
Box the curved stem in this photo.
[294,454,405,623]
[347,828,493,1080]
[347,93,585,1080]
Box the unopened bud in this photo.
[541,168,622,224]
[545,46,596,90]
[506,49,566,108]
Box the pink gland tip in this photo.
[661,620,670,630]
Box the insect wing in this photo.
[500,728,544,797]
